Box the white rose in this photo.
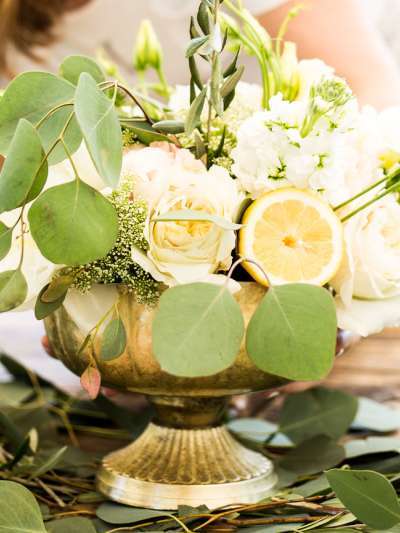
[332,195,400,335]
[125,143,243,287]
[0,210,56,310]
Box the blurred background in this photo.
[0,0,400,396]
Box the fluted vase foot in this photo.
[97,397,277,510]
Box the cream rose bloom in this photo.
[123,143,243,287]
[332,195,400,336]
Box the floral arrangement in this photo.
[0,0,399,390]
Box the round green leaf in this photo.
[279,388,358,444]
[46,517,97,533]
[0,119,47,213]
[100,318,127,361]
[0,270,28,313]
[152,283,245,377]
[0,480,47,532]
[326,469,400,530]
[246,284,337,381]
[28,180,118,266]
[74,73,122,188]
[0,72,82,165]
[279,436,345,476]
[96,502,167,525]
[0,221,12,261]
[60,55,105,86]
[34,284,67,321]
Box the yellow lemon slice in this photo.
[238,188,344,287]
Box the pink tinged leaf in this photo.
[80,365,101,400]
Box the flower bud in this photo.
[133,20,163,73]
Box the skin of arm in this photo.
[258,0,400,109]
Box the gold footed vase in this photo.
[44,282,359,510]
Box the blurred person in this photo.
[0,0,400,108]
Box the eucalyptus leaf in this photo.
[96,502,167,525]
[60,55,105,85]
[46,517,97,533]
[29,446,67,478]
[75,73,122,188]
[296,474,331,497]
[186,36,210,58]
[185,86,207,135]
[0,221,12,261]
[34,284,67,321]
[80,366,102,400]
[100,318,127,361]
[345,437,400,459]
[279,388,358,445]
[0,270,28,313]
[279,436,345,476]
[246,284,337,381]
[326,469,400,530]
[0,382,33,407]
[28,180,118,266]
[0,411,24,450]
[154,209,242,230]
[0,119,47,213]
[194,130,207,159]
[0,71,81,165]
[152,120,185,134]
[0,481,47,532]
[41,275,74,303]
[152,283,244,377]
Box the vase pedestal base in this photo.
[97,422,277,510]
[96,397,276,510]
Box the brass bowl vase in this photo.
[44,282,358,510]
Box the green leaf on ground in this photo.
[246,284,337,381]
[326,469,400,530]
[352,397,400,432]
[345,437,400,459]
[60,55,105,85]
[28,180,118,266]
[0,270,28,313]
[29,446,67,478]
[96,502,167,525]
[279,436,345,476]
[0,72,81,165]
[0,119,47,214]
[0,481,47,532]
[75,73,122,188]
[152,283,244,377]
[46,517,97,532]
[279,387,358,444]
[100,318,127,361]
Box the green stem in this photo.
[17,209,26,271]
[341,180,400,223]
[61,138,80,181]
[333,172,397,212]
[35,102,74,131]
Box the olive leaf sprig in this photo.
[184,0,245,165]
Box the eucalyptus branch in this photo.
[17,209,26,271]
[35,101,74,131]
[99,81,154,123]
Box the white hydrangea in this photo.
[231,91,381,205]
